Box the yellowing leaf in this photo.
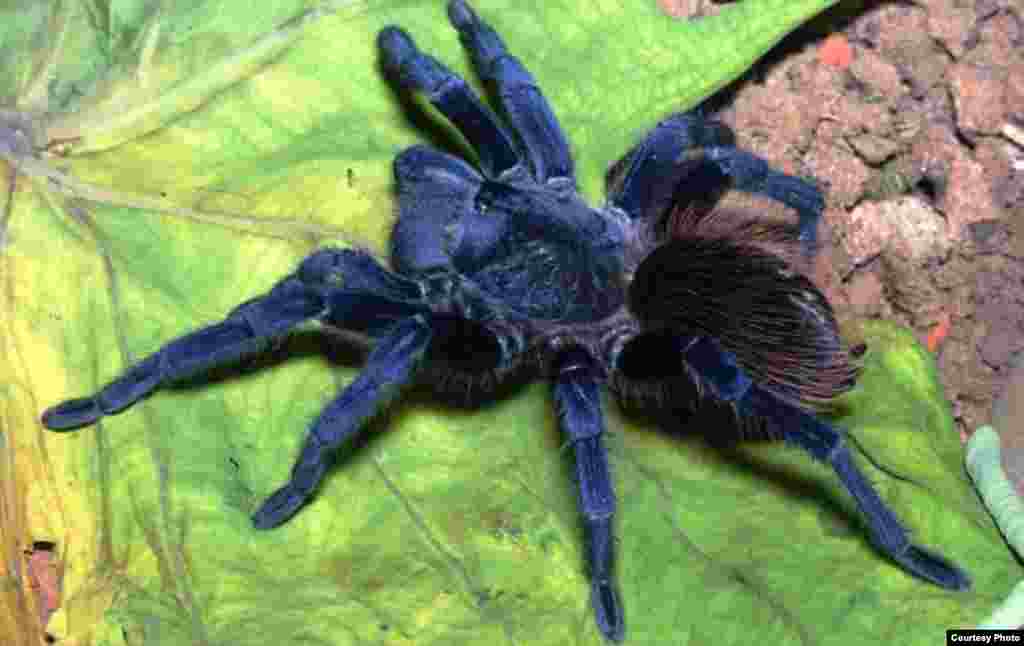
[6,2,1016,645]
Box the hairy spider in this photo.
[41,0,970,641]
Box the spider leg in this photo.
[379,24,522,180]
[553,347,624,643]
[703,146,824,254]
[678,335,752,401]
[41,248,428,431]
[607,113,822,255]
[606,112,734,222]
[447,0,575,186]
[744,385,972,591]
[615,332,968,590]
[252,316,432,529]
[40,274,327,431]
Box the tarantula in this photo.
[41,0,970,641]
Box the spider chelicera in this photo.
[41,0,970,640]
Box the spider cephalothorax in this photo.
[42,1,970,641]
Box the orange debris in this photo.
[819,34,853,69]
[926,313,952,353]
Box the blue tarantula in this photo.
[42,0,970,641]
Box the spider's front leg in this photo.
[40,272,328,430]
[553,347,625,642]
[378,21,521,180]
[446,0,575,186]
[39,248,425,432]
[380,0,577,187]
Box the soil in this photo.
[662,0,1024,487]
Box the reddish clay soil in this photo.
[664,0,1023,483]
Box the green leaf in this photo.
[8,1,1015,645]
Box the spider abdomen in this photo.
[629,237,858,408]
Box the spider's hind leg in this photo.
[703,145,824,255]
[554,347,625,642]
[607,112,823,256]
[606,112,734,224]
[743,386,972,591]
